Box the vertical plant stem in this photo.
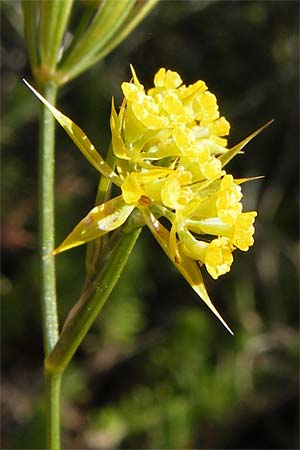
[45,372,62,450]
[39,80,61,449]
[39,80,59,355]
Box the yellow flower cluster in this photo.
[26,67,267,333]
[111,67,257,280]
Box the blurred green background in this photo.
[1,1,299,449]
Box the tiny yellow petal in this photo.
[172,127,192,152]
[194,91,219,124]
[161,174,181,209]
[179,80,207,100]
[162,92,185,116]
[209,116,230,137]
[121,82,142,102]
[200,157,222,179]
[154,68,183,89]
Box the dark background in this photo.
[1,1,299,449]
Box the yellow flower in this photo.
[25,68,271,334]
[204,237,234,280]
[216,174,243,224]
[232,211,257,251]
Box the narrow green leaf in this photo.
[23,79,122,185]
[90,0,160,65]
[58,0,159,84]
[141,207,234,335]
[58,2,97,64]
[54,196,135,254]
[220,120,274,168]
[22,0,39,68]
[59,0,135,81]
[40,0,74,71]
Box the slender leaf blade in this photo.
[22,0,39,68]
[59,0,135,81]
[59,0,159,83]
[40,0,74,70]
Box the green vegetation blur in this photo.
[1,1,299,449]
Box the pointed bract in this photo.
[141,207,234,335]
[220,120,273,168]
[23,79,122,185]
[54,196,134,254]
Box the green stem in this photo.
[39,80,59,354]
[45,227,141,375]
[38,80,60,449]
[45,372,62,450]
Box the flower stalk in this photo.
[38,80,61,449]
[39,81,59,356]
[45,227,141,375]
[45,372,61,449]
